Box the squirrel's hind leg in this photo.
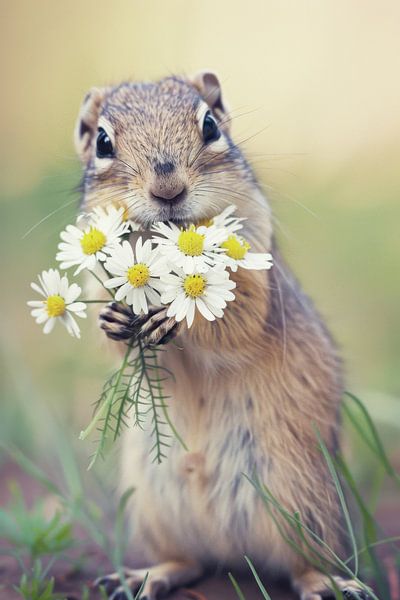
[95,561,203,600]
[292,570,371,600]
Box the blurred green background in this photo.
[0,0,399,478]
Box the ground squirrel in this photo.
[74,72,368,600]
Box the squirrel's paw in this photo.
[294,572,371,600]
[135,306,179,346]
[94,566,168,599]
[99,302,138,341]
[95,561,203,599]
[99,303,178,346]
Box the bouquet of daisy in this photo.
[28,205,273,465]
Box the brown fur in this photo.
[75,73,368,600]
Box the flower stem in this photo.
[146,343,188,452]
[79,341,133,442]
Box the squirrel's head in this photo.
[74,72,259,228]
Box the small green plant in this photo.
[0,482,74,563]
[14,560,66,600]
[80,339,185,468]
[1,438,143,599]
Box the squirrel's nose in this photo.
[150,178,187,203]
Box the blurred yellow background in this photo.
[0,0,399,452]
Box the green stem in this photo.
[141,343,188,452]
[80,300,110,303]
[152,347,188,451]
[79,342,133,442]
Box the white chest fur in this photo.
[120,343,273,568]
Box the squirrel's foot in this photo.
[94,561,203,600]
[99,303,179,346]
[293,571,371,600]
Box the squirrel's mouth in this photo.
[151,203,198,228]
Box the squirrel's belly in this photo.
[120,376,280,568]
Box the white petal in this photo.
[204,299,224,318]
[145,286,161,306]
[138,287,148,314]
[195,297,216,321]
[30,282,46,297]
[104,276,127,289]
[186,300,195,328]
[43,317,56,334]
[141,239,152,263]
[166,292,186,319]
[121,240,134,263]
[135,237,143,263]
[33,310,48,323]
[62,312,81,338]
[65,283,82,304]
[203,292,226,309]
[183,255,194,274]
[175,295,191,322]
[115,282,131,301]
[131,290,142,315]
[67,302,87,314]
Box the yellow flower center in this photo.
[197,217,214,227]
[46,295,66,317]
[127,263,150,287]
[183,274,206,298]
[80,227,107,255]
[221,235,250,260]
[177,227,205,256]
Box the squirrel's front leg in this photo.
[99,302,179,346]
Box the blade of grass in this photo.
[314,427,359,577]
[244,556,271,600]
[344,392,400,485]
[0,444,61,496]
[336,454,390,599]
[228,572,246,600]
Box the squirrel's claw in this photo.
[137,306,179,346]
[99,302,138,341]
[94,567,169,599]
[99,303,179,346]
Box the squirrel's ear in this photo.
[74,87,108,163]
[191,71,230,131]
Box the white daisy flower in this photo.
[161,266,236,328]
[110,200,141,232]
[56,206,130,275]
[103,239,167,315]
[211,204,245,234]
[152,222,227,274]
[196,205,244,234]
[220,233,274,272]
[27,269,87,338]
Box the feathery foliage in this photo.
[80,337,186,468]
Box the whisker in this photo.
[22,196,79,240]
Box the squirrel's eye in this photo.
[202,111,221,144]
[96,127,114,158]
